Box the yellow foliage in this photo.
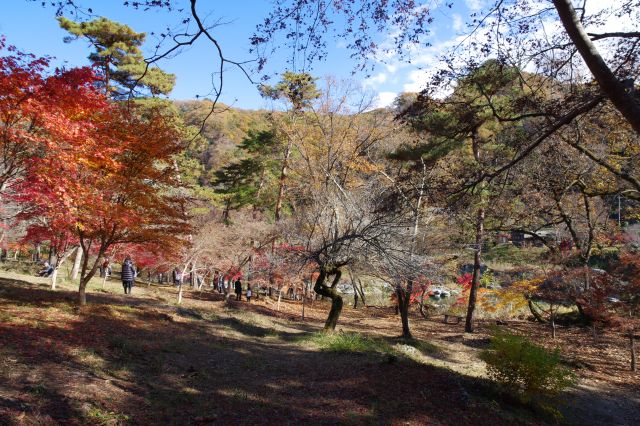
[480,278,543,317]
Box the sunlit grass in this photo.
[300,331,394,354]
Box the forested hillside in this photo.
[176,100,271,171]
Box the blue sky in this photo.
[1,0,486,109]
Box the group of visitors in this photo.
[172,268,253,301]
[170,267,200,287]
[234,278,252,302]
[203,270,253,302]
[96,258,256,300]
[37,255,137,295]
[36,254,257,302]
[37,255,252,302]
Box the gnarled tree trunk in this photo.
[397,281,413,339]
[314,267,343,332]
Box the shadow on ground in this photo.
[1,277,637,425]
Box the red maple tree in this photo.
[12,62,191,304]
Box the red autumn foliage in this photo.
[2,39,191,303]
[390,276,432,304]
[0,38,50,194]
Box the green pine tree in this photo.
[58,17,175,98]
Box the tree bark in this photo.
[351,273,361,308]
[78,283,87,305]
[78,243,91,306]
[630,331,637,372]
[418,287,429,318]
[50,247,75,290]
[50,268,59,290]
[553,0,640,134]
[314,267,344,332]
[465,206,485,333]
[177,263,191,304]
[302,280,307,320]
[397,283,413,339]
[274,141,292,222]
[356,279,366,307]
[70,247,82,281]
[77,240,104,306]
[576,301,586,322]
[177,283,184,304]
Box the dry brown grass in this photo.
[1,271,638,425]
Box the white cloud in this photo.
[375,91,397,108]
[362,0,633,104]
[452,14,463,32]
[464,0,486,11]
[363,72,388,88]
[403,69,430,93]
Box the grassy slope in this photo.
[0,271,638,425]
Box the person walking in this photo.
[246,286,252,303]
[234,278,242,301]
[121,256,136,294]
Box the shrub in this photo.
[480,329,575,400]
